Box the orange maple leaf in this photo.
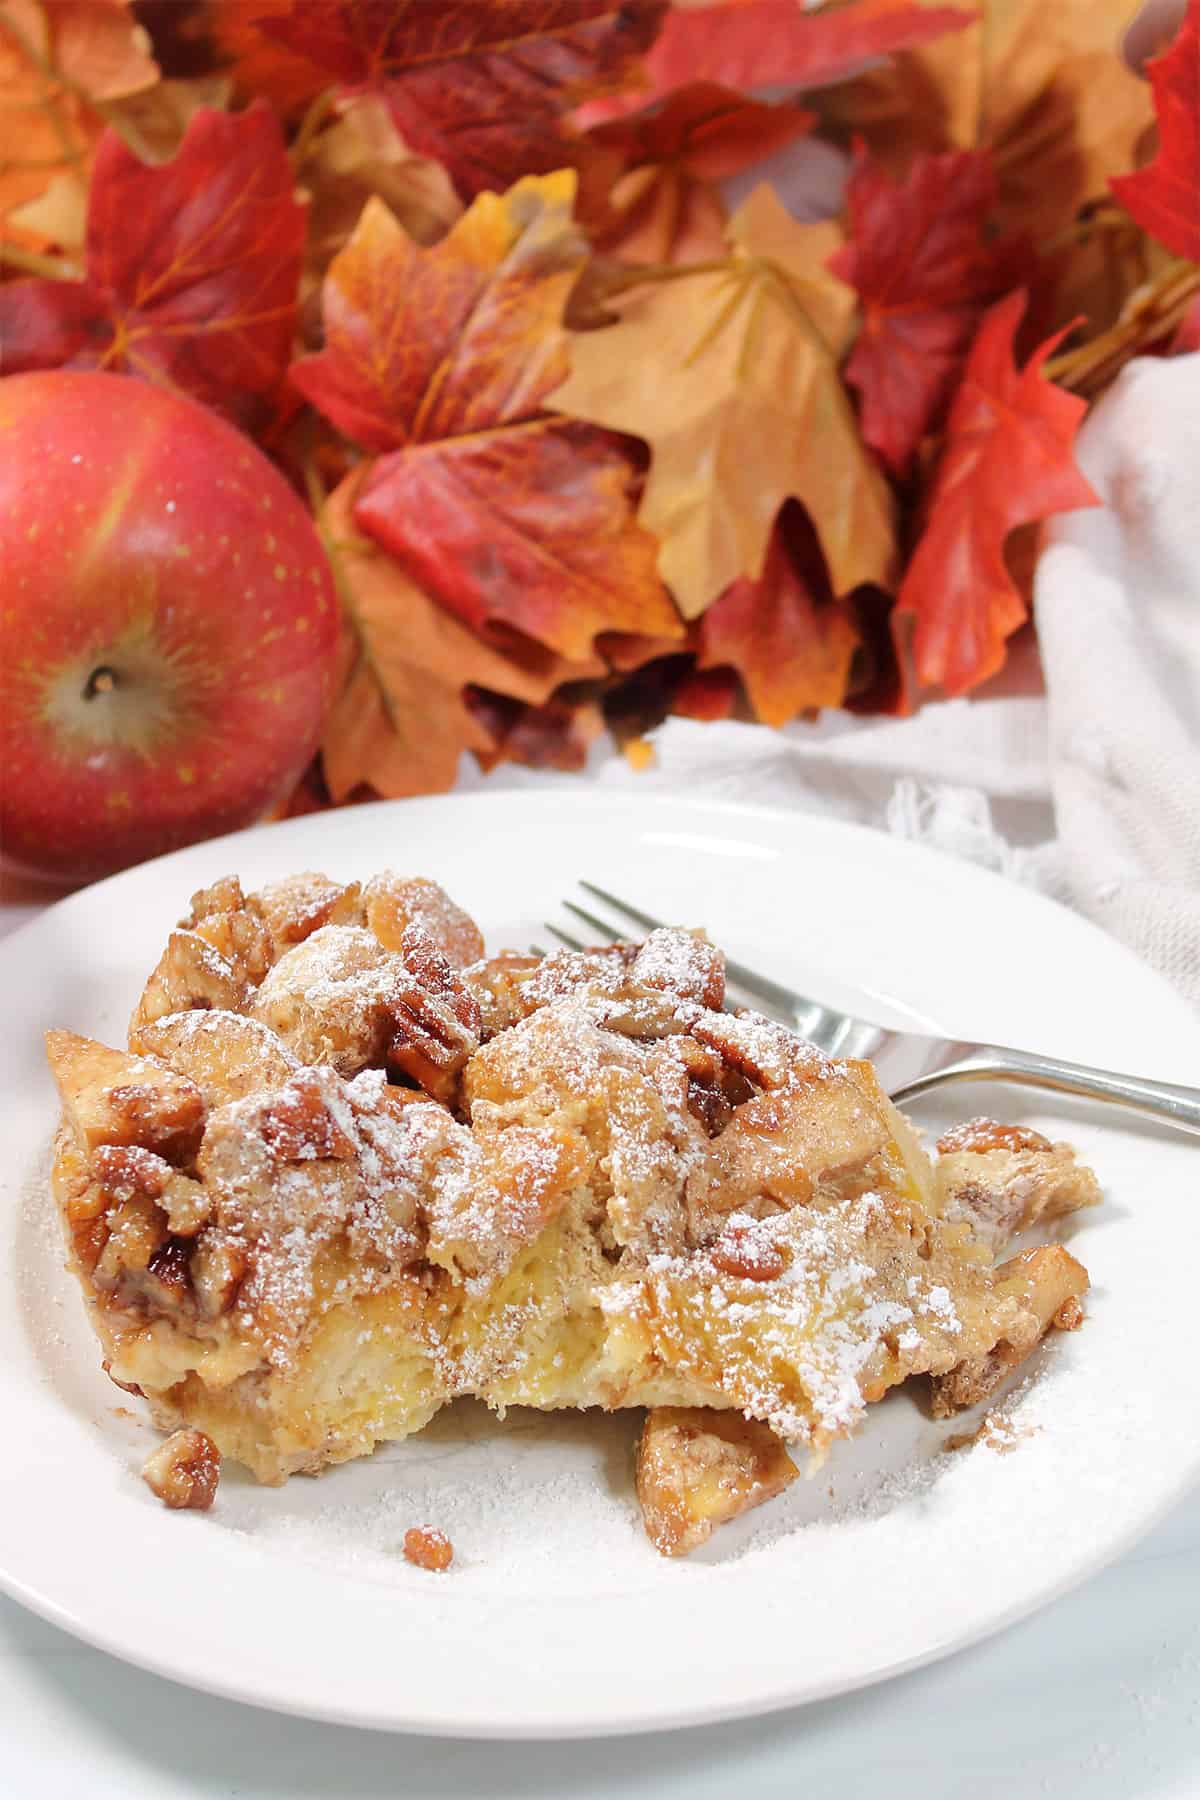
[895,291,1099,695]
[696,504,861,724]
[0,0,158,251]
[293,171,683,661]
[320,474,602,799]
[553,184,896,617]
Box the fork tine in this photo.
[544,923,587,951]
[578,880,664,934]
[562,899,629,942]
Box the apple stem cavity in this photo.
[84,667,119,700]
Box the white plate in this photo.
[2,792,1199,1738]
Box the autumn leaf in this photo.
[587,82,813,263]
[0,0,158,251]
[1111,0,1199,260]
[578,0,972,124]
[0,102,305,425]
[895,290,1098,695]
[250,0,666,200]
[466,690,606,772]
[320,474,602,798]
[553,183,896,617]
[822,1,1153,245]
[830,142,1029,473]
[695,504,861,722]
[293,172,682,660]
[298,95,461,323]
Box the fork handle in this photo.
[892,1045,1200,1139]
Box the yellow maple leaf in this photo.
[552,184,896,618]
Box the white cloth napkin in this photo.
[468,355,1200,1008]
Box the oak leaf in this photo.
[251,0,667,200]
[293,173,682,660]
[587,82,813,264]
[830,143,1029,473]
[0,0,158,250]
[0,102,305,425]
[895,291,1098,695]
[695,505,861,723]
[553,183,896,618]
[1111,0,1200,260]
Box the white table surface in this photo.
[5,882,1199,1799]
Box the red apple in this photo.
[0,371,340,882]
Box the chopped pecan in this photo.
[142,1430,220,1511]
[190,1233,247,1317]
[182,875,247,923]
[400,924,483,1033]
[387,950,481,1107]
[91,1144,210,1235]
[147,1235,193,1301]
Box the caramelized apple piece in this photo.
[45,1029,205,1160]
[130,1010,299,1107]
[250,925,402,1075]
[130,930,249,1036]
[636,1406,798,1557]
[930,1244,1088,1417]
[254,871,364,952]
[363,873,484,969]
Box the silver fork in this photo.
[545,881,1200,1139]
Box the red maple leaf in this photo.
[1111,0,1200,260]
[253,0,666,199]
[0,103,304,425]
[579,0,971,123]
[830,144,1030,475]
[695,504,860,724]
[589,80,814,184]
[293,174,681,661]
[895,291,1099,696]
